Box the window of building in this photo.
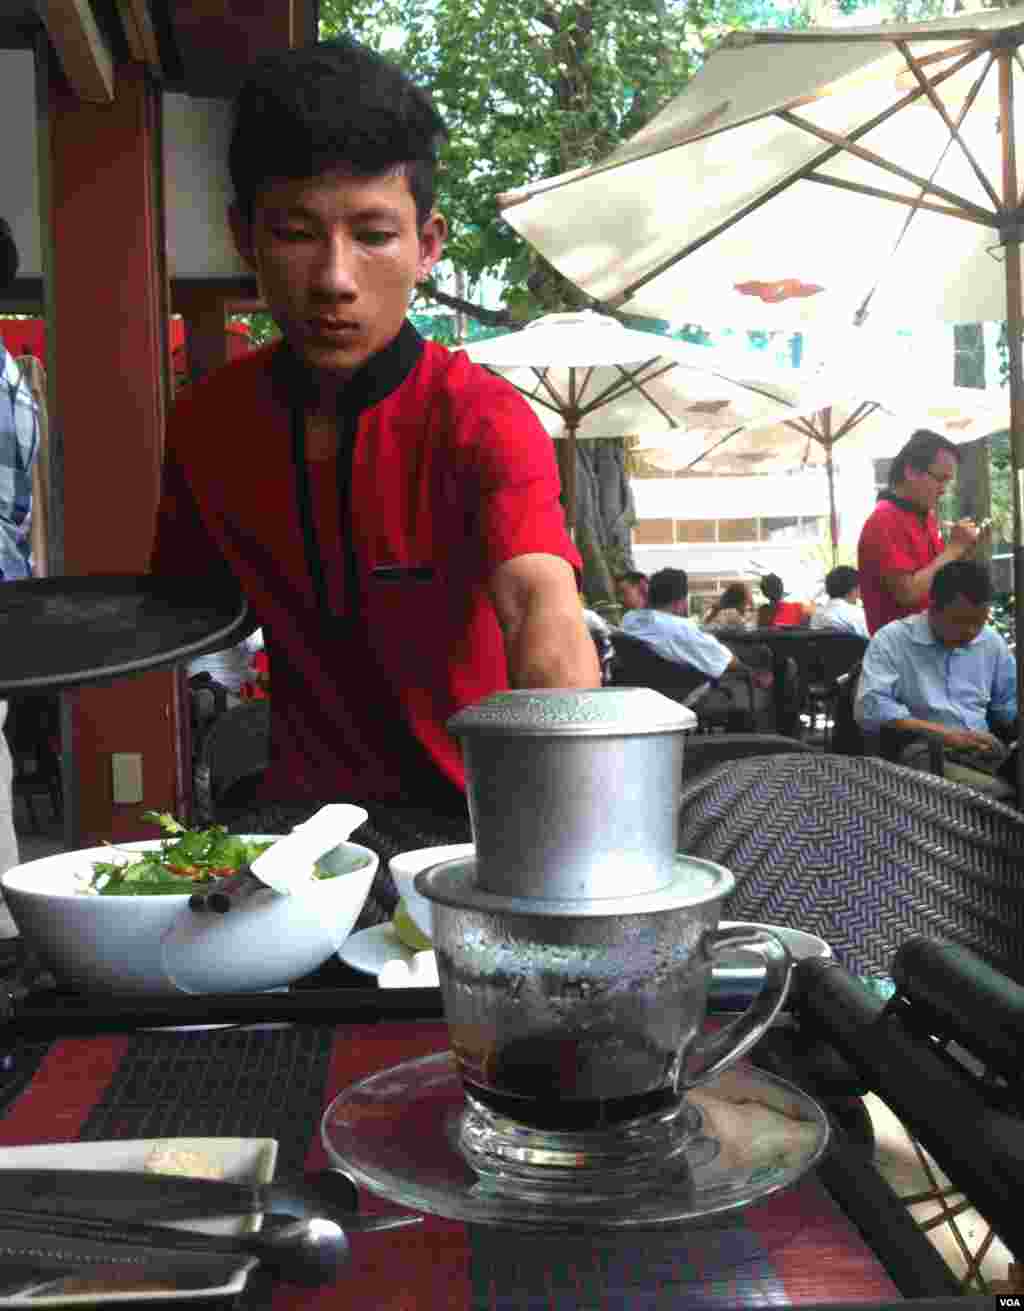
[717,518,759,543]
[675,519,716,543]
[761,516,801,541]
[633,518,674,545]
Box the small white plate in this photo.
[0,1137,277,1306]
[716,922,832,975]
[339,921,830,984]
[339,923,420,978]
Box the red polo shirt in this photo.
[151,324,580,810]
[857,493,944,635]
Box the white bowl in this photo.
[388,844,474,941]
[1,837,377,996]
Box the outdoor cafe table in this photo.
[0,984,975,1311]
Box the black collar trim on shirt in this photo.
[268,320,425,414]
[877,489,925,518]
[270,321,426,629]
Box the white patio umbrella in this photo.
[635,378,1009,561]
[497,11,1024,801]
[461,311,828,528]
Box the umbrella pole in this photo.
[826,450,839,569]
[1002,243,1024,812]
[997,49,1024,810]
[558,421,578,537]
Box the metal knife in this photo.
[0,1169,413,1229]
[0,1260,241,1299]
[0,1227,248,1281]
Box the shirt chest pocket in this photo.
[364,563,454,683]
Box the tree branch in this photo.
[421,283,516,328]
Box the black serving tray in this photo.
[0,574,256,694]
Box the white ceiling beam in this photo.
[35,0,114,102]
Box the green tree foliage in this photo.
[319,0,811,324]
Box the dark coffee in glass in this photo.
[463,1031,679,1131]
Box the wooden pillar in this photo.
[47,54,184,845]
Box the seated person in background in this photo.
[756,573,813,628]
[580,600,615,684]
[623,567,766,696]
[811,566,869,638]
[855,560,1017,795]
[616,570,649,614]
[702,582,754,632]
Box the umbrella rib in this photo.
[607,43,986,309]
[572,358,672,418]
[895,39,1002,212]
[777,109,997,222]
[852,47,997,323]
[804,171,992,224]
[528,366,572,414]
[482,365,568,420]
[679,425,747,472]
[835,400,881,438]
[782,415,825,440]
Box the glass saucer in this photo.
[320,1051,829,1230]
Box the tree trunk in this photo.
[573,438,637,609]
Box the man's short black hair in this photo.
[760,573,785,603]
[718,583,750,609]
[930,559,992,610]
[648,568,688,608]
[229,37,447,226]
[825,565,859,599]
[616,570,648,586]
[890,429,960,486]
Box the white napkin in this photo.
[378,950,440,989]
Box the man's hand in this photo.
[940,726,1004,755]
[944,518,981,553]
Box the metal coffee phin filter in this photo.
[447,687,695,902]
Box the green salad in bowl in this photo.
[88,812,331,896]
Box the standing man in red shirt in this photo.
[151,37,598,923]
[857,430,985,635]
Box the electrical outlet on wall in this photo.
[111,753,143,805]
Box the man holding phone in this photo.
[858,429,986,635]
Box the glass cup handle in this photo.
[677,926,793,1091]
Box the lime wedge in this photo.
[393,899,432,952]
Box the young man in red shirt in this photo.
[151,38,598,919]
[857,429,985,635]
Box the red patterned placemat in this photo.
[0,1024,900,1309]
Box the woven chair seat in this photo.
[677,753,1024,984]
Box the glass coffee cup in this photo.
[418,853,791,1195]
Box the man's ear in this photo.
[228,203,258,274]
[416,212,447,282]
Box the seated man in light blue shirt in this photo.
[622,566,762,682]
[856,560,1017,792]
[811,566,869,639]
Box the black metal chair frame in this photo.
[3,695,63,833]
[608,630,761,733]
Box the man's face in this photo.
[618,579,647,611]
[229,166,445,396]
[904,448,957,515]
[929,594,989,648]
